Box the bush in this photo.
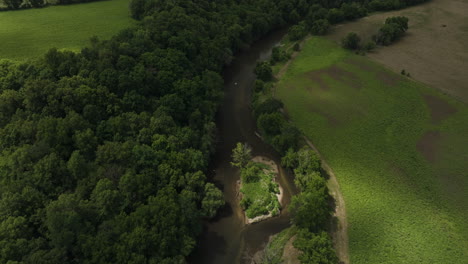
[257,112,285,136]
[327,8,345,24]
[255,61,273,81]
[375,16,409,45]
[294,230,338,264]
[363,40,376,51]
[310,19,330,35]
[341,32,361,50]
[288,22,308,41]
[254,98,284,118]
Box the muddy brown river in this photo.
[190,30,298,264]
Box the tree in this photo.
[310,19,330,35]
[257,112,285,136]
[288,22,308,41]
[341,32,361,50]
[289,189,330,232]
[231,142,252,169]
[201,183,224,218]
[4,0,22,9]
[255,61,273,81]
[294,229,338,264]
[29,0,45,8]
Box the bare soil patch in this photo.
[417,131,441,163]
[282,235,301,264]
[327,0,468,103]
[422,94,457,124]
[306,64,361,90]
[307,71,330,90]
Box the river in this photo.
[190,30,298,264]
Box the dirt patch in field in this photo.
[422,94,457,124]
[326,0,468,102]
[308,104,340,127]
[307,71,330,90]
[306,64,361,90]
[344,56,403,86]
[417,131,441,163]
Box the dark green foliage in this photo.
[258,112,285,136]
[4,0,22,9]
[341,32,361,50]
[363,40,377,51]
[271,47,289,64]
[29,0,45,8]
[288,22,308,41]
[255,61,273,81]
[375,16,409,45]
[202,183,225,218]
[310,19,330,35]
[340,2,367,20]
[289,186,330,232]
[254,98,284,118]
[327,8,345,24]
[294,230,338,264]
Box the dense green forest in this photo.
[0,0,432,263]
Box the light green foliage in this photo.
[276,37,468,263]
[239,162,281,219]
[294,229,338,264]
[260,227,297,264]
[201,183,224,218]
[230,142,252,169]
[0,0,134,60]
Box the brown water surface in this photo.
[190,30,297,264]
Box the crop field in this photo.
[326,0,468,103]
[0,0,134,60]
[275,37,468,263]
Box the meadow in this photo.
[0,0,134,60]
[275,37,468,263]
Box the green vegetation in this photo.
[240,162,281,219]
[0,0,134,60]
[276,37,468,263]
[259,227,297,264]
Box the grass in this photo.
[275,37,468,263]
[0,0,134,61]
[240,162,281,219]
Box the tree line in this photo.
[1,0,104,11]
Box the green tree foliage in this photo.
[201,183,225,218]
[294,229,338,264]
[231,142,252,169]
[288,22,308,41]
[254,98,284,118]
[375,16,409,45]
[289,185,330,232]
[341,32,361,50]
[310,19,330,35]
[4,0,22,9]
[255,61,273,81]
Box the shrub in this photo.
[255,61,273,81]
[341,32,361,50]
[288,22,308,41]
[310,19,330,35]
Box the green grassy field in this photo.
[0,0,134,60]
[276,37,468,263]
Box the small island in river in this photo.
[237,156,283,224]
